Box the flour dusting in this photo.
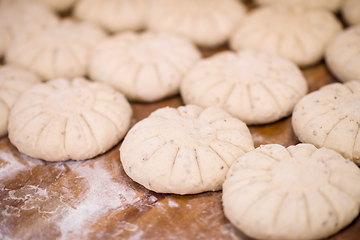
[57,159,140,239]
[167,199,179,208]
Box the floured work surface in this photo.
[1,48,360,240]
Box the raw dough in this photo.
[0,65,41,137]
[230,5,342,67]
[223,143,360,240]
[74,0,147,32]
[120,105,254,194]
[180,50,308,125]
[325,25,360,83]
[146,0,247,48]
[34,0,77,12]
[90,31,201,102]
[5,19,106,81]
[8,77,132,161]
[0,0,59,57]
[342,0,360,25]
[292,81,360,165]
[254,0,345,12]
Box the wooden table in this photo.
[1,48,359,239]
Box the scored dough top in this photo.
[180,50,308,125]
[120,105,254,195]
[146,0,247,48]
[8,77,132,162]
[0,65,41,137]
[223,143,360,240]
[5,19,106,81]
[230,5,342,67]
[292,81,360,165]
[90,31,201,102]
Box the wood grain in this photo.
[0,47,358,240]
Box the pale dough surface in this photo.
[326,25,360,83]
[8,77,132,161]
[34,0,77,12]
[223,143,360,240]
[180,50,308,125]
[230,5,342,67]
[146,0,247,48]
[74,0,147,32]
[0,65,41,137]
[342,0,360,25]
[254,0,345,12]
[0,0,59,57]
[90,31,201,102]
[5,19,106,81]
[120,105,254,195]
[292,81,360,165]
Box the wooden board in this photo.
[1,51,360,239]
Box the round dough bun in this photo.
[74,0,147,32]
[0,0,59,57]
[146,0,247,48]
[230,5,342,67]
[223,143,360,240]
[292,81,360,165]
[342,0,360,25]
[5,19,106,81]
[325,25,360,83]
[120,105,254,195]
[180,50,308,125]
[8,77,132,162]
[90,31,201,102]
[34,0,77,12]
[254,0,344,12]
[0,65,41,137]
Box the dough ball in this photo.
[292,81,360,165]
[180,50,308,125]
[325,25,360,83]
[223,143,360,240]
[0,65,41,137]
[146,0,247,48]
[74,0,147,32]
[34,0,77,12]
[342,0,360,25]
[0,0,59,57]
[120,105,254,194]
[5,19,107,81]
[8,77,132,161]
[230,5,342,67]
[90,31,201,102]
[254,0,345,12]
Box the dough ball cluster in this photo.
[90,31,201,102]
[74,0,147,32]
[5,19,106,81]
[8,77,132,162]
[326,25,360,83]
[0,65,41,137]
[230,5,342,67]
[292,81,360,165]
[147,0,247,48]
[223,143,360,240]
[180,50,308,125]
[120,105,254,194]
[0,0,59,57]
